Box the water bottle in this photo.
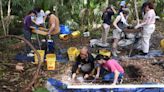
[47,35,55,53]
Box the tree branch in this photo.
[0,35,42,92]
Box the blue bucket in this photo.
[60,25,71,34]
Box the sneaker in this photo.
[112,51,118,57]
[30,50,34,53]
[116,50,121,54]
[27,53,34,57]
[140,52,148,56]
[139,50,148,56]
[97,42,109,47]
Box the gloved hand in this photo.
[117,28,122,32]
[95,74,99,79]
[129,24,133,27]
[78,64,82,68]
[135,24,141,29]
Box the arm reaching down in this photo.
[112,70,120,85]
[120,12,129,26]
[113,16,122,32]
[95,67,100,79]
[48,23,55,35]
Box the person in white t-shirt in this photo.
[33,8,46,27]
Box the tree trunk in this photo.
[6,0,11,35]
[33,0,35,3]
[0,0,7,36]
[134,0,140,24]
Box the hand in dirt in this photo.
[135,24,141,29]
[84,74,89,79]
[71,79,76,82]
[95,74,99,79]
[78,64,82,68]
[110,83,116,86]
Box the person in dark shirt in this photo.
[23,10,36,55]
[97,5,116,47]
[71,47,95,81]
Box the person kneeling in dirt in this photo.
[71,47,95,81]
[95,54,124,85]
[112,10,129,57]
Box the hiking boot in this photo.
[97,42,109,47]
[140,52,148,56]
[112,51,118,57]
[27,53,34,57]
[139,51,148,56]
[116,50,121,54]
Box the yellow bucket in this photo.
[71,31,80,38]
[160,39,164,50]
[67,47,79,61]
[46,54,56,70]
[59,34,69,40]
[99,49,111,57]
[34,50,45,64]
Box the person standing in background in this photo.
[97,5,116,47]
[33,7,46,27]
[45,10,60,37]
[23,10,37,56]
[135,2,156,55]
[112,11,129,57]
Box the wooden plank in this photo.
[68,84,164,89]
[32,30,48,36]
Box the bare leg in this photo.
[112,38,119,56]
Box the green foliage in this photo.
[33,87,49,92]
[1,0,164,36]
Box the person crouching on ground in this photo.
[112,10,129,57]
[95,54,124,85]
[135,2,156,55]
[71,47,95,81]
